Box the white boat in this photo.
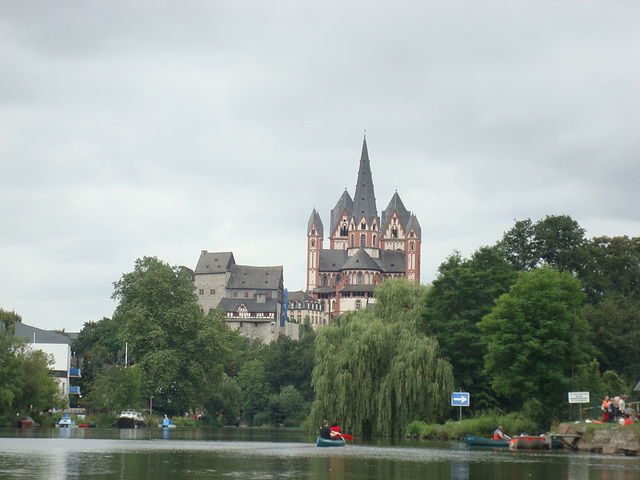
[58,414,76,428]
[116,410,146,428]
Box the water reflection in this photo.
[0,428,637,480]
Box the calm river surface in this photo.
[0,427,638,479]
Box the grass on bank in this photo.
[406,413,541,440]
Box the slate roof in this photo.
[377,250,407,274]
[406,213,422,240]
[227,265,283,290]
[330,189,353,235]
[194,251,236,275]
[318,250,348,272]
[307,208,324,237]
[341,248,382,271]
[218,298,279,314]
[351,137,379,225]
[381,192,410,233]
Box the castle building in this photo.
[286,290,329,330]
[306,137,421,319]
[192,251,299,343]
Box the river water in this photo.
[0,427,638,479]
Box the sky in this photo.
[1,1,639,332]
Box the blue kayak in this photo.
[317,436,346,447]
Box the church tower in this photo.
[306,209,323,290]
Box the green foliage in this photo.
[0,309,22,332]
[112,256,232,414]
[0,334,64,423]
[73,317,121,364]
[479,267,589,425]
[266,385,307,425]
[310,279,454,438]
[82,365,146,411]
[578,236,640,303]
[405,412,540,440]
[421,247,517,409]
[236,359,272,425]
[498,215,586,273]
[203,374,241,426]
[580,294,640,382]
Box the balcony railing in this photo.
[69,385,81,395]
[70,368,81,377]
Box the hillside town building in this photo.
[286,290,328,329]
[192,251,299,343]
[306,137,421,320]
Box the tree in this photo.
[73,317,122,365]
[498,215,586,273]
[580,294,640,383]
[310,279,454,437]
[0,309,22,332]
[82,365,146,411]
[421,247,517,409]
[478,267,590,424]
[112,256,232,414]
[236,359,272,425]
[0,334,64,423]
[578,236,640,304]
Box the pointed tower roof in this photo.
[330,189,354,234]
[381,191,410,232]
[351,137,378,225]
[307,208,324,237]
[406,213,422,240]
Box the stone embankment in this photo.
[559,423,639,456]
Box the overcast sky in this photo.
[1,1,638,332]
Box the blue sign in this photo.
[451,392,470,407]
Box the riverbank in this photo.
[558,422,640,456]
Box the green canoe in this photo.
[317,436,346,447]
[464,435,509,447]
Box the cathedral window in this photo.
[311,239,315,247]
[392,227,398,238]
[350,234,354,247]
[336,274,341,284]
[340,223,348,236]
[410,241,415,251]
[357,272,363,284]
[360,233,366,246]
[322,275,328,286]
[373,235,377,247]
[361,222,366,230]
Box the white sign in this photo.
[451,392,470,407]
[568,391,590,404]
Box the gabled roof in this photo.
[227,265,283,290]
[341,248,382,272]
[351,137,379,226]
[330,189,353,235]
[381,192,410,233]
[14,323,72,345]
[194,251,236,275]
[308,208,324,237]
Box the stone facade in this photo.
[193,250,299,343]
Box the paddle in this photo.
[339,433,353,441]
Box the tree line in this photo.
[1,215,638,433]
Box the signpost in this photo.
[568,392,590,420]
[451,392,470,421]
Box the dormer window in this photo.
[361,222,366,230]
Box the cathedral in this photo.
[306,137,421,319]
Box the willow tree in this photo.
[310,279,454,438]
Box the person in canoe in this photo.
[319,420,339,439]
[330,421,342,438]
[493,426,510,440]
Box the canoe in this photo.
[509,436,546,450]
[464,435,509,447]
[317,436,346,447]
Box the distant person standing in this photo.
[601,396,610,423]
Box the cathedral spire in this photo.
[351,136,378,225]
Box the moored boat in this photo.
[317,436,346,447]
[464,435,509,447]
[18,417,37,428]
[509,435,546,450]
[58,414,76,428]
[116,410,146,428]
